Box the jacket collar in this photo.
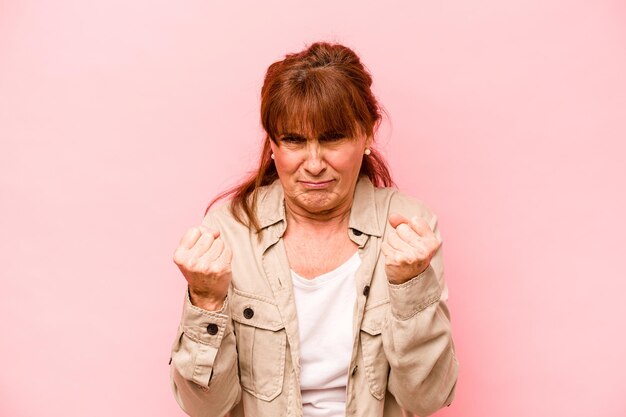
[255,175,383,250]
[347,175,383,238]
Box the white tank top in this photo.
[290,251,361,417]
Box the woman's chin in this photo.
[296,193,336,214]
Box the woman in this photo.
[170,42,458,417]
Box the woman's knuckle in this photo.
[206,263,222,275]
[188,258,203,271]
[172,250,183,265]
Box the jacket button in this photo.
[362,285,370,296]
[353,229,363,236]
[206,323,219,335]
[243,307,254,319]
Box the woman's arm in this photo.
[170,211,241,416]
[382,210,459,416]
[169,290,241,417]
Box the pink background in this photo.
[1,1,625,416]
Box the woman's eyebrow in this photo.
[318,131,345,140]
[280,132,308,140]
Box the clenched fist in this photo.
[173,225,233,311]
[381,213,442,285]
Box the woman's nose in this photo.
[303,143,326,175]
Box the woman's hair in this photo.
[205,41,394,232]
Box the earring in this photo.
[271,153,275,160]
[364,148,371,156]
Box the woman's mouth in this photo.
[300,180,334,189]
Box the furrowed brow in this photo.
[280,132,308,140]
[318,131,346,141]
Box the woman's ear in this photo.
[269,139,277,154]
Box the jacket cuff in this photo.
[182,289,229,348]
[387,265,442,320]
[173,290,230,387]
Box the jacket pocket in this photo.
[230,289,287,401]
[360,301,390,400]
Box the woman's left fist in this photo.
[381,213,442,285]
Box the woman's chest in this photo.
[225,234,392,407]
[283,232,359,279]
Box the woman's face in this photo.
[269,127,372,218]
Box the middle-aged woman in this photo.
[170,41,459,417]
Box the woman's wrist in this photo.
[189,290,226,312]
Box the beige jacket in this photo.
[170,175,459,417]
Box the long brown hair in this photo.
[205,41,394,232]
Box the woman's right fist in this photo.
[173,225,233,311]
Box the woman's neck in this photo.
[283,198,352,235]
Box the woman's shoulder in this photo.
[200,198,234,229]
[200,179,282,231]
[372,184,439,227]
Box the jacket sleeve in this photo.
[382,212,459,417]
[170,288,241,417]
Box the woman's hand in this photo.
[381,213,442,285]
[173,225,233,311]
